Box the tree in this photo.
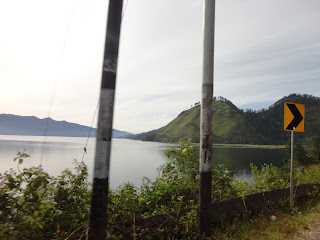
[312,137,320,162]
[295,143,308,164]
[286,139,308,164]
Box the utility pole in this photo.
[199,0,215,238]
[88,0,123,239]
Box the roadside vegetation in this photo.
[212,196,320,240]
[1,138,320,239]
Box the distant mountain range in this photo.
[4,93,319,144]
[0,114,133,138]
[131,94,320,145]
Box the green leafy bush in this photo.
[0,153,90,240]
[296,168,320,185]
[251,163,290,192]
[1,140,320,239]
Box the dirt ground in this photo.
[296,219,320,240]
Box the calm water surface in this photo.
[0,135,287,187]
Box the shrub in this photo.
[251,163,290,192]
[296,167,320,185]
[2,141,320,239]
[0,153,90,240]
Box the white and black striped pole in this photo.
[199,0,215,238]
[88,0,123,239]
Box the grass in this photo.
[211,197,320,239]
[154,100,269,144]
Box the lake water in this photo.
[0,135,288,188]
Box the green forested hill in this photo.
[133,94,320,144]
[244,94,320,144]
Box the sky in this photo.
[0,0,320,133]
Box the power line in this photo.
[40,1,76,166]
[122,0,129,21]
[81,0,129,161]
[81,99,100,162]
[41,0,129,165]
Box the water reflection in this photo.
[213,146,288,183]
[0,135,287,188]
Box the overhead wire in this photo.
[41,0,130,166]
[122,0,129,21]
[40,1,76,166]
[81,99,100,162]
[40,0,130,165]
[81,0,129,161]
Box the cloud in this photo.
[0,0,319,133]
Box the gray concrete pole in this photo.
[88,0,123,239]
[199,0,215,238]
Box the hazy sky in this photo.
[1,0,319,133]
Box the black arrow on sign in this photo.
[286,103,303,130]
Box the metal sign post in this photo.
[290,129,294,208]
[284,102,305,209]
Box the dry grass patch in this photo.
[211,198,320,240]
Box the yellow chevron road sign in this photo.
[284,102,305,132]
